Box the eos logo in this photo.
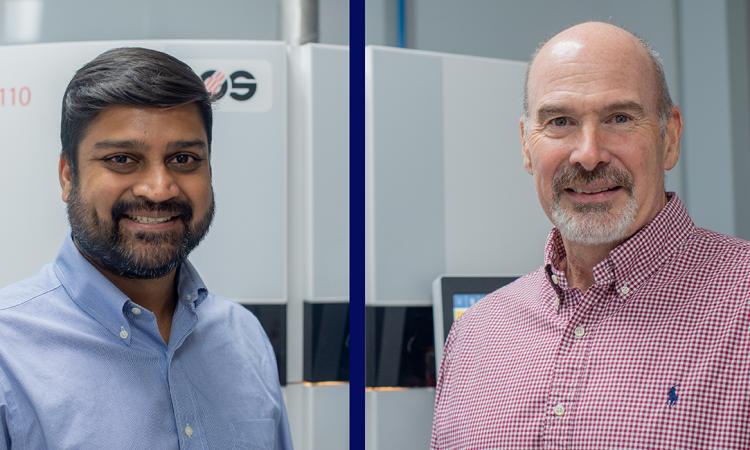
[201,70,257,101]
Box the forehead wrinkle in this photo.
[534,90,646,124]
[540,58,638,85]
[531,62,649,115]
[536,97,644,116]
[534,81,631,110]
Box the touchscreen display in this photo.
[452,293,487,321]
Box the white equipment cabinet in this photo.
[365,46,550,449]
[287,43,350,450]
[0,40,349,450]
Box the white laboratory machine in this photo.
[0,40,348,450]
[365,46,551,449]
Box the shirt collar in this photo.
[53,234,209,340]
[176,257,209,310]
[544,193,694,301]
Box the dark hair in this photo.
[61,47,213,174]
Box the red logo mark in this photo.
[203,71,226,96]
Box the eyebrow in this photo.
[536,106,575,123]
[166,139,207,152]
[601,101,646,116]
[535,100,646,123]
[93,139,147,151]
[92,139,207,152]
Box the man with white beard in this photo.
[431,22,750,449]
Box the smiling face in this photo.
[521,23,682,246]
[59,103,214,279]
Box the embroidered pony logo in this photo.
[667,384,680,407]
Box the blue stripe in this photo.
[349,0,365,448]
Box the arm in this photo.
[260,336,294,450]
[430,322,460,449]
[274,393,293,450]
[0,375,11,450]
[0,402,9,450]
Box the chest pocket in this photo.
[231,419,275,450]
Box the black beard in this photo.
[67,184,214,279]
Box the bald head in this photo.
[523,22,672,131]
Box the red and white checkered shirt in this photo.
[431,194,750,449]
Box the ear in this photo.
[59,155,74,203]
[662,106,683,171]
[520,117,533,174]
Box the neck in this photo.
[104,271,178,318]
[73,240,178,343]
[559,193,671,292]
[102,269,178,344]
[560,239,619,292]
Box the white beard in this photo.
[550,194,638,245]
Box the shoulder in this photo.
[196,294,274,351]
[689,227,750,254]
[199,293,263,326]
[448,269,547,345]
[0,264,63,311]
[459,269,546,323]
[680,227,750,276]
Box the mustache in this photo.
[111,199,193,222]
[552,164,634,197]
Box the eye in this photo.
[609,114,632,124]
[102,154,139,172]
[168,153,203,171]
[550,117,571,127]
[173,154,193,164]
[107,154,134,164]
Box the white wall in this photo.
[0,0,349,45]
[365,0,398,47]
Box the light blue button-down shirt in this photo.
[0,236,292,449]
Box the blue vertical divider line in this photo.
[350,0,365,449]
[398,0,406,47]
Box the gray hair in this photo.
[522,31,673,134]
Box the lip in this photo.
[125,210,181,219]
[120,216,183,232]
[563,186,624,203]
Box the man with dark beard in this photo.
[0,48,292,449]
[431,22,750,448]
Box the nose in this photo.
[131,164,180,202]
[569,123,611,171]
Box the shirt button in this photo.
[184,424,194,438]
[619,284,630,296]
[553,404,566,417]
[551,274,559,285]
[119,327,129,339]
[131,307,142,316]
[574,326,586,338]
